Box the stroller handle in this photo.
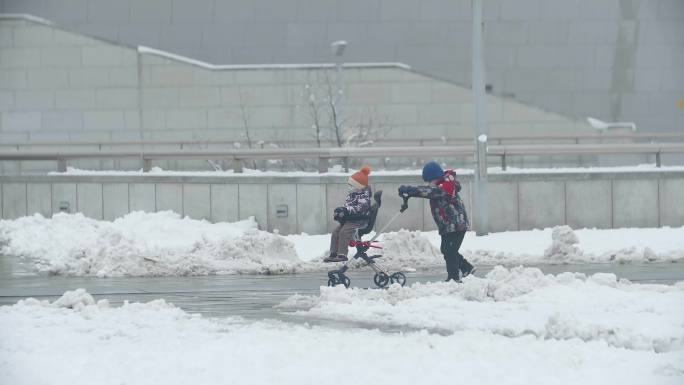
[399,195,410,213]
[368,196,410,243]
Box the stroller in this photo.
[327,190,410,289]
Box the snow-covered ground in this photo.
[1,283,682,385]
[278,266,684,352]
[1,211,683,276]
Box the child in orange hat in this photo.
[324,165,372,262]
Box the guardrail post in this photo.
[233,159,243,173]
[501,153,507,171]
[143,158,152,172]
[656,151,661,167]
[317,157,329,173]
[57,159,67,172]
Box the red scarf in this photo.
[436,169,457,196]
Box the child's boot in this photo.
[462,266,477,278]
[329,254,348,262]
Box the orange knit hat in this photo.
[348,165,371,188]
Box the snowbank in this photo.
[289,226,684,267]
[420,225,684,265]
[1,212,683,277]
[1,288,682,385]
[278,266,684,353]
[0,212,305,276]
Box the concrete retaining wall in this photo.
[1,15,597,174]
[2,171,683,234]
[2,1,682,134]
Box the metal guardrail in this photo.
[2,132,684,151]
[488,143,684,170]
[2,143,684,173]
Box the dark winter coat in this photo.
[342,186,372,225]
[400,184,470,234]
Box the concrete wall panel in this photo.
[518,181,565,230]
[76,183,103,219]
[373,183,423,232]
[129,183,155,212]
[103,183,129,220]
[26,183,51,217]
[210,184,239,223]
[566,180,612,229]
[486,182,519,232]
[2,183,27,219]
[660,179,684,227]
[155,183,182,214]
[325,183,348,232]
[267,184,297,234]
[182,184,210,220]
[296,184,327,234]
[612,180,659,228]
[2,173,684,233]
[238,184,268,229]
[51,183,77,214]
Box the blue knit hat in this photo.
[422,161,444,182]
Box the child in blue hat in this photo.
[398,161,475,281]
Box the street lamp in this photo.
[330,40,347,105]
[330,40,348,170]
[471,0,489,235]
[331,40,347,57]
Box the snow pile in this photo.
[2,289,682,385]
[460,226,684,265]
[543,225,582,262]
[370,229,443,270]
[51,288,98,310]
[1,211,683,277]
[299,226,684,269]
[278,266,684,352]
[292,230,443,272]
[0,212,303,276]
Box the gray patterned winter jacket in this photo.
[342,186,372,225]
[400,185,470,234]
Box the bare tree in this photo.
[345,110,394,148]
[304,84,325,148]
[323,71,349,149]
[238,91,258,170]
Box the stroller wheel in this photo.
[390,272,406,287]
[327,276,338,287]
[373,272,390,288]
[341,275,351,288]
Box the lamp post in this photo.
[471,0,489,235]
[331,40,348,170]
[330,40,347,105]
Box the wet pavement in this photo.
[1,256,683,320]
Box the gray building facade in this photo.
[1,0,682,133]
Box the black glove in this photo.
[333,207,348,222]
